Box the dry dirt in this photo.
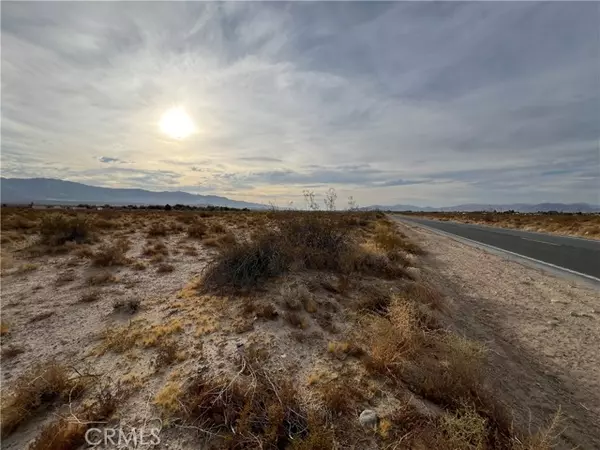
[396,218,600,449]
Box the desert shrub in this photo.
[156,263,175,273]
[147,222,168,237]
[187,221,208,239]
[112,298,140,314]
[28,382,125,450]
[155,372,332,449]
[39,214,92,246]
[203,213,414,292]
[92,239,130,266]
[0,363,86,436]
[203,233,289,290]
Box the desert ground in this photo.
[400,211,600,240]
[0,207,596,449]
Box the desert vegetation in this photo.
[0,206,563,449]
[400,211,600,239]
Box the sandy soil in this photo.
[396,219,600,449]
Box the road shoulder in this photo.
[396,220,600,449]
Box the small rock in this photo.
[359,409,379,428]
[547,319,559,327]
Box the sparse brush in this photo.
[362,299,421,374]
[156,263,175,273]
[0,362,86,436]
[92,239,130,266]
[39,214,92,246]
[203,233,289,290]
[187,221,208,239]
[113,298,140,314]
[155,339,181,368]
[28,382,126,450]
[147,222,168,237]
[155,370,329,449]
[55,270,76,285]
[86,272,116,285]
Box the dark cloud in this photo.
[98,156,126,164]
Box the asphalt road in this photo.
[394,215,600,280]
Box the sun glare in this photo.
[159,107,196,140]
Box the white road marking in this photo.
[393,217,600,285]
[521,237,560,246]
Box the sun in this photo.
[159,107,196,140]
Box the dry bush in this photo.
[203,213,409,292]
[28,382,126,450]
[362,299,421,374]
[209,222,227,234]
[142,240,169,257]
[72,245,95,259]
[187,221,208,239]
[283,311,308,329]
[86,272,117,285]
[403,281,445,311]
[112,298,140,314]
[147,222,168,237]
[155,339,181,368]
[156,263,175,273]
[38,213,93,246]
[92,239,130,266]
[203,233,288,290]
[155,370,332,449]
[0,363,86,436]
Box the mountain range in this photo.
[0,178,264,209]
[1,178,598,213]
[365,203,600,213]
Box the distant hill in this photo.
[366,203,600,213]
[0,178,266,209]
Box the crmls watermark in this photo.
[85,426,161,447]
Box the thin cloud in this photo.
[1,2,597,206]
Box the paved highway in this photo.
[394,215,600,280]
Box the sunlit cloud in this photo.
[1,2,598,206]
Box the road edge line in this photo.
[393,217,600,287]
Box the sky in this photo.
[1,2,599,208]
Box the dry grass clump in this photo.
[0,363,86,436]
[187,221,208,239]
[361,299,421,374]
[373,220,425,255]
[147,222,168,237]
[38,213,93,246]
[86,271,117,285]
[28,382,126,450]
[112,298,141,314]
[98,319,183,354]
[157,262,175,273]
[142,240,169,258]
[91,238,130,266]
[154,370,332,449]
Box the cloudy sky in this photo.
[2,2,598,207]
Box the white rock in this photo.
[359,409,379,428]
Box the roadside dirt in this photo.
[396,219,600,449]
